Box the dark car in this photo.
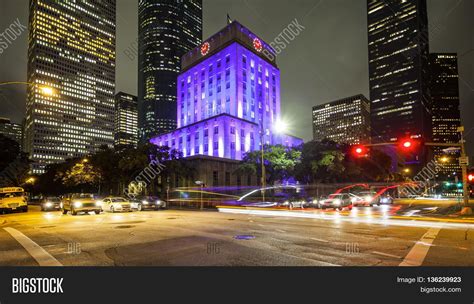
[40,197,61,211]
[133,196,167,211]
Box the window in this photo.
[225,172,231,186]
[204,129,209,137]
[230,142,235,150]
[213,171,219,186]
[213,141,219,150]
[230,126,235,134]
[214,126,219,134]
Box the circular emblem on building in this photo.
[201,42,210,56]
[253,38,263,52]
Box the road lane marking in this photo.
[372,251,402,259]
[4,227,62,266]
[399,228,440,266]
[275,229,286,233]
[310,237,329,243]
[258,224,265,227]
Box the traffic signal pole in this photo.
[358,128,471,214]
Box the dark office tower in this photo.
[0,118,22,148]
[26,0,116,174]
[367,0,431,160]
[429,53,461,177]
[138,0,203,142]
[115,92,138,149]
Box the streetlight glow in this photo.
[40,86,54,96]
[273,119,288,134]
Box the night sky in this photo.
[0,0,472,150]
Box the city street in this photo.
[1,205,473,266]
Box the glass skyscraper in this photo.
[368,0,430,144]
[26,0,116,174]
[138,0,202,142]
[151,21,302,161]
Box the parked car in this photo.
[40,196,61,211]
[132,196,167,211]
[318,193,353,211]
[100,197,132,213]
[62,193,101,215]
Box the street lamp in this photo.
[0,81,56,96]
[440,156,449,163]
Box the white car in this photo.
[100,197,132,213]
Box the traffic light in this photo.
[468,174,474,182]
[399,139,415,150]
[352,145,368,157]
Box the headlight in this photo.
[333,199,341,206]
[96,201,103,206]
[381,198,388,203]
[142,200,149,205]
[312,199,318,205]
[156,200,162,205]
[45,202,53,208]
[73,201,82,208]
[283,201,289,205]
[364,195,373,202]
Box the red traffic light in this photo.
[352,145,368,157]
[398,139,418,151]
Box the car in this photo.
[318,193,353,211]
[132,196,167,211]
[0,187,28,214]
[351,191,380,207]
[378,194,394,205]
[40,196,61,211]
[100,197,132,213]
[62,193,102,215]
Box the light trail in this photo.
[217,207,474,230]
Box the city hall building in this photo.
[150,21,302,187]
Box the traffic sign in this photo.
[459,156,469,166]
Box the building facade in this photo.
[0,118,22,148]
[115,92,138,148]
[312,94,370,145]
[138,0,202,142]
[26,0,116,174]
[367,0,431,166]
[150,21,303,162]
[429,53,461,177]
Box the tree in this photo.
[236,144,301,185]
[59,161,102,191]
[0,135,30,187]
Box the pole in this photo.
[459,128,470,207]
[200,184,203,210]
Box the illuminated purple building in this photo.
[150,21,302,161]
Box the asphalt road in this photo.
[0,205,473,266]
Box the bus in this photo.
[0,187,28,214]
